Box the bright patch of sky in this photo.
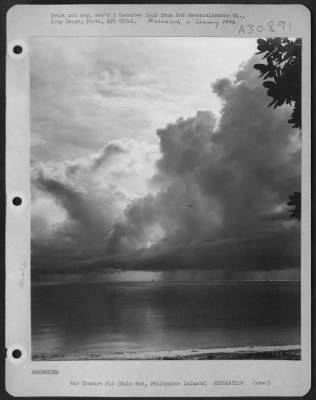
[31,37,257,162]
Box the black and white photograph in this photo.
[30,36,302,361]
[5,2,313,397]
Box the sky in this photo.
[31,37,301,282]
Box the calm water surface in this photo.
[32,281,300,358]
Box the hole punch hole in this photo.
[9,192,26,210]
[8,40,28,59]
[7,344,26,364]
[13,45,23,55]
[12,196,22,206]
[12,349,22,359]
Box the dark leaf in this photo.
[262,81,275,88]
[255,37,301,130]
[287,192,301,221]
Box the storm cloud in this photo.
[32,55,301,280]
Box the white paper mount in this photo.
[6,4,311,397]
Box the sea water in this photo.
[31,281,300,359]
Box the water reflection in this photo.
[32,281,300,358]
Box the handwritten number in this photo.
[277,20,285,30]
[268,21,275,32]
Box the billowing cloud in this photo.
[32,54,301,281]
[31,138,160,272]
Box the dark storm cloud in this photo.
[32,169,113,269]
[91,142,127,170]
[101,55,301,274]
[35,174,106,238]
[31,138,159,273]
[32,55,301,278]
[44,222,298,276]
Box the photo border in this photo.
[2,0,315,398]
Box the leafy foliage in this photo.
[254,38,302,222]
[254,38,301,129]
[287,192,301,221]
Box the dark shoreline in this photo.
[161,349,301,360]
[32,345,301,361]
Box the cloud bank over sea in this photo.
[31,38,300,281]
